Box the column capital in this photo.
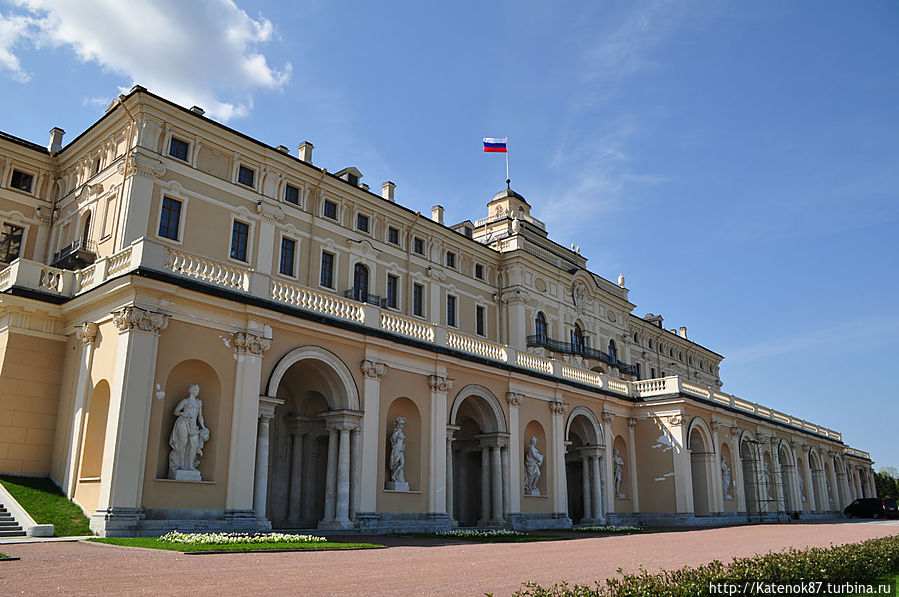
[428,374,453,393]
[505,392,524,407]
[667,413,686,427]
[709,419,722,432]
[361,359,388,380]
[233,331,271,356]
[549,400,568,415]
[730,425,742,439]
[601,410,614,425]
[78,321,99,345]
[258,396,284,420]
[627,416,637,429]
[112,306,169,335]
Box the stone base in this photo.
[169,470,202,482]
[509,512,572,531]
[355,511,452,534]
[385,481,410,491]
[317,518,356,531]
[90,507,145,537]
[91,508,272,537]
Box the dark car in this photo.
[844,498,899,519]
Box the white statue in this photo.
[614,449,625,498]
[386,417,409,491]
[721,455,733,500]
[799,473,806,502]
[826,479,833,504]
[167,384,210,481]
[524,435,543,496]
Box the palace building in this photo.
[0,86,875,536]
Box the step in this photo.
[0,521,21,528]
[0,530,26,537]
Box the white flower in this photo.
[159,531,327,545]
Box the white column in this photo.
[428,375,452,514]
[253,412,273,519]
[359,360,386,512]
[480,446,490,525]
[581,455,592,521]
[667,414,693,514]
[287,429,304,523]
[802,450,816,512]
[490,445,503,523]
[591,455,603,521]
[446,426,459,522]
[549,400,568,516]
[501,445,510,518]
[324,428,338,521]
[601,411,615,515]
[227,331,272,513]
[63,323,99,498]
[709,421,724,513]
[505,393,522,513]
[731,428,746,512]
[627,417,639,512]
[335,427,351,522]
[92,308,167,534]
[349,428,360,520]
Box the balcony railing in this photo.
[344,287,387,309]
[526,334,638,375]
[51,238,97,270]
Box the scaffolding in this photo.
[741,437,788,523]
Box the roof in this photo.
[0,131,49,155]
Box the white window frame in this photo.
[355,210,372,235]
[155,193,189,245]
[0,218,28,265]
[8,167,36,195]
[412,281,426,319]
[475,303,487,337]
[277,233,300,279]
[319,248,339,291]
[385,272,401,310]
[446,292,459,328]
[227,213,255,265]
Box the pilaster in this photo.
[63,322,99,498]
[626,417,639,512]
[667,413,693,514]
[359,359,387,512]
[505,392,523,512]
[427,374,452,514]
[601,410,615,514]
[549,400,568,516]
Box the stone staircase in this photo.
[0,503,26,538]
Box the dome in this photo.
[490,187,529,205]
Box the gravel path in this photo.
[1,521,896,596]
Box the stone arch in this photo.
[449,385,506,432]
[564,406,604,524]
[565,406,603,446]
[738,430,763,517]
[687,418,715,517]
[266,345,360,410]
[777,440,797,512]
[808,447,825,512]
[74,379,111,515]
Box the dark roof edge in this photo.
[0,131,50,155]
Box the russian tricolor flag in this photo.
[483,137,507,153]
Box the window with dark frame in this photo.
[413,283,423,316]
[158,196,182,240]
[387,227,399,245]
[279,237,296,276]
[446,252,455,268]
[230,220,249,261]
[476,305,485,336]
[284,184,300,205]
[386,274,398,309]
[10,170,33,193]
[169,138,189,161]
[0,223,24,263]
[475,263,484,280]
[413,237,424,255]
[237,165,255,187]
[535,312,547,342]
[356,214,369,233]
[447,295,457,327]
[323,200,337,219]
[320,251,334,288]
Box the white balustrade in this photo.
[379,311,435,342]
[106,246,134,276]
[0,267,12,291]
[38,267,65,294]
[270,279,364,323]
[560,364,603,388]
[681,381,711,399]
[606,377,629,395]
[165,247,250,292]
[516,351,554,375]
[447,330,506,361]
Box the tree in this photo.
[874,468,899,500]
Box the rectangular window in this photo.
[476,305,485,336]
[446,252,456,268]
[158,196,182,240]
[413,283,423,316]
[237,165,255,187]
[475,263,484,280]
[284,184,300,205]
[323,200,337,220]
[279,237,296,276]
[413,237,424,255]
[230,221,250,261]
[387,227,399,245]
[10,170,33,193]
[356,214,369,233]
[651,367,657,378]
[169,137,189,161]
[0,223,24,263]
[386,274,398,309]
[320,251,334,288]
[447,295,457,327]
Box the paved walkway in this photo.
[1,521,897,596]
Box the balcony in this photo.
[51,239,97,270]
[344,287,387,309]
[526,334,639,376]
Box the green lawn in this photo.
[0,475,92,536]
[88,537,381,552]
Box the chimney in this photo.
[48,127,65,153]
[276,145,289,154]
[189,106,205,116]
[381,181,396,202]
[298,141,314,163]
[679,326,688,339]
[431,205,444,225]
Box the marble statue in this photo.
[524,435,543,496]
[614,449,626,498]
[167,384,210,481]
[826,479,833,504]
[386,417,409,491]
[799,473,806,502]
[721,455,733,500]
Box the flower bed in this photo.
[573,525,643,534]
[436,529,525,539]
[159,531,326,545]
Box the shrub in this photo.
[513,535,899,597]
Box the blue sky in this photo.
[1,1,897,471]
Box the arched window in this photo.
[608,339,617,362]
[353,263,369,301]
[535,312,547,342]
[81,214,91,247]
[571,322,585,353]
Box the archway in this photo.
[778,442,795,513]
[740,432,762,518]
[809,449,825,512]
[688,421,713,517]
[565,406,604,524]
[265,346,360,530]
[449,385,507,526]
[74,380,110,514]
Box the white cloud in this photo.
[2,0,291,120]
[0,12,33,82]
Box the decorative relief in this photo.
[112,306,169,335]
[505,392,523,407]
[667,414,685,427]
[601,410,614,424]
[549,400,568,415]
[709,420,721,432]
[361,359,388,380]
[232,332,271,355]
[627,417,637,429]
[425,267,447,282]
[428,374,453,393]
[256,200,284,223]
[78,322,99,345]
[129,152,166,178]
[534,278,547,293]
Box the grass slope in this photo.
[0,475,92,536]
[88,537,381,552]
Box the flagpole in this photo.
[505,139,510,189]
